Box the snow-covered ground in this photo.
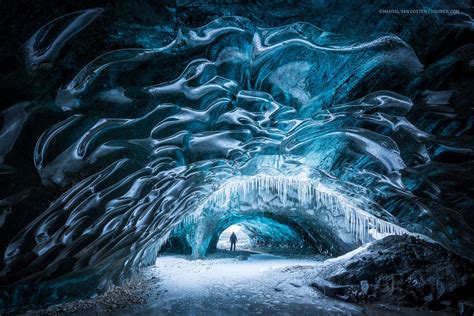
[131,252,363,315]
[33,250,452,315]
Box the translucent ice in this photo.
[1,10,473,312]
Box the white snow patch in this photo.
[148,253,362,314]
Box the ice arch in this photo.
[170,174,409,258]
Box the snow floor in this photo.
[88,251,450,316]
[32,250,453,315]
[148,252,359,315]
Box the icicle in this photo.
[197,174,409,244]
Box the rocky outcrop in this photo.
[311,235,474,310]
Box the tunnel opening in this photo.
[201,214,325,257]
[216,224,251,251]
[159,213,322,258]
[157,172,410,261]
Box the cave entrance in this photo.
[216,224,251,251]
[159,212,327,258]
[209,215,322,257]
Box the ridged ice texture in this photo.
[1,13,473,311]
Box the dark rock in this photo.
[336,294,350,301]
[310,277,351,298]
[439,300,451,307]
[237,255,248,261]
[360,280,370,295]
[458,301,474,316]
[316,235,474,310]
[424,293,434,304]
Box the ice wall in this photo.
[0,2,473,311]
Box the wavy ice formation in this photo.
[1,12,473,312]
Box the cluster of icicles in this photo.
[194,174,409,243]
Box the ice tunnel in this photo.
[167,171,410,258]
[1,0,474,313]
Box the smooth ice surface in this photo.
[1,2,473,311]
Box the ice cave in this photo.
[0,0,473,315]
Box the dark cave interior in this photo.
[0,0,474,314]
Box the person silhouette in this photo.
[229,232,237,251]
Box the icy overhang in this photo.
[172,170,411,257]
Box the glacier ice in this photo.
[181,174,409,257]
[0,3,473,312]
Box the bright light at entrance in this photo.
[217,224,251,250]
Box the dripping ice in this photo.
[191,174,409,243]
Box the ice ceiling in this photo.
[0,1,473,311]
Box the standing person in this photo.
[229,232,237,251]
